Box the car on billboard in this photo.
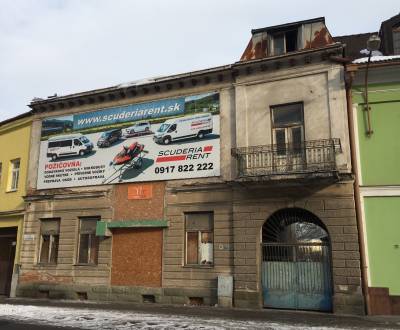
[97,129,122,148]
[46,134,94,161]
[124,121,151,137]
[153,113,213,145]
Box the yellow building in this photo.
[0,112,32,297]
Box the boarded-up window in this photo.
[78,217,99,264]
[39,219,60,264]
[185,212,213,265]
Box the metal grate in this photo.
[261,208,332,311]
[232,138,341,178]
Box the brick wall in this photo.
[112,182,165,220]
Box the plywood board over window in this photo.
[111,228,163,287]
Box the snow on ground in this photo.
[0,304,352,330]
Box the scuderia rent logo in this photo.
[156,145,213,163]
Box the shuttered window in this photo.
[185,212,214,266]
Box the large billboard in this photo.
[37,92,220,189]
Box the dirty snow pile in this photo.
[353,55,400,64]
[0,304,351,330]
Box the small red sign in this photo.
[128,184,153,200]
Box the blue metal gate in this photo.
[262,242,332,311]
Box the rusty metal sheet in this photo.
[240,32,268,61]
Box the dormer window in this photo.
[272,30,298,55]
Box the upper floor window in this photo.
[8,159,20,191]
[393,26,400,55]
[272,30,298,55]
[77,217,99,265]
[39,218,60,264]
[271,103,304,155]
[185,212,214,266]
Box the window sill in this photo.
[73,263,98,267]
[6,189,18,193]
[35,263,57,268]
[182,264,214,269]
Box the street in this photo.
[0,300,400,330]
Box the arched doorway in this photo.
[261,208,332,311]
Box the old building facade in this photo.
[343,13,400,315]
[17,17,364,314]
[0,113,32,298]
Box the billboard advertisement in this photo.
[37,92,220,189]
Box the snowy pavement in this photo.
[0,304,362,330]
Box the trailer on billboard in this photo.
[37,92,220,189]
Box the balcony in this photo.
[231,139,341,181]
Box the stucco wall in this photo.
[353,82,400,185]
[19,191,113,286]
[234,63,351,172]
[364,196,400,295]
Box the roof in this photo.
[29,64,233,107]
[379,13,400,55]
[0,110,32,127]
[352,55,400,64]
[333,33,377,59]
[48,133,83,141]
[251,17,325,34]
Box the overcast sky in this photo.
[0,0,398,121]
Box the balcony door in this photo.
[271,103,305,173]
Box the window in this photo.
[39,219,60,264]
[48,141,60,148]
[272,30,298,55]
[0,162,2,186]
[77,217,99,264]
[8,159,20,191]
[393,26,400,55]
[60,140,72,147]
[74,139,81,146]
[271,103,304,155]
[185,212,213,265]
[168,124,177,133]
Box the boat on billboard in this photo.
[37,92,220,189]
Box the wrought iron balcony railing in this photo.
[231,138,341,178]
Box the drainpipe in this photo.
[345,65,370,315]
[364,52,373,136]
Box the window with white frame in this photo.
[185,212,214,266]
[39,219,60,264]
[8,159,20,191]
[77,217,99,264]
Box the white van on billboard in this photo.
[46,134,94,161]
[153,113,213,145]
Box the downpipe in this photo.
[345,66,370,315]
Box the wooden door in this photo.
[0,228,17,296]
